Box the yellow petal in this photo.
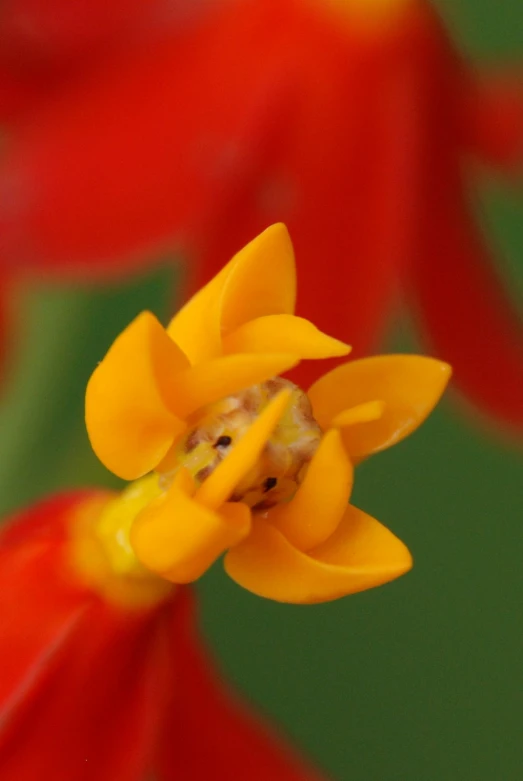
[170,352,300,419]
[222,314,351,360]
[219,224,296,333]
[85,312,188,480]
[308,355,451,458]
[167,224,296,363]
[330,400,385,428]
[131,469,251,583]
[196,390,292,511]
[267,429,353,551]
[166,266,228,364]
[224,505,412,604]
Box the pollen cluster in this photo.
[160,378,322,509]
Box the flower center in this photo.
[72,378,322,603]
[159,378,322,509]
[309,0,414,31]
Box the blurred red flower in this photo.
[0,0,522,434]
[0,0,197,76]
[0,490,328,780]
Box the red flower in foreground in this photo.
[0,0,521,433]
[0,491,327,780]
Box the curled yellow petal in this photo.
[170,352,300,419]
[222,314,351,360]
[331,400,385,428]
[267,429,353,551]
[308,355,452,458]
[166,266,227,364]
[131,469,251,584]
[85,312,188,480]
[219,223,296,333]
[167,224,296,364]
[196,390,292,511]
[224,505,412,604]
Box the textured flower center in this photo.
[160,378,322,509]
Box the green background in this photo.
[1,1,522,779]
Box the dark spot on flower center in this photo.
[214,435,232,449]
[196,465,213,483]
[263,477,278,492]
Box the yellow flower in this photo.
[86,224,348,481]
[85,224,451,604]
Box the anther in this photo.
[214,435,232,448]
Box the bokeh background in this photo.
[0,0,521,779]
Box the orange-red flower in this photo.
[0,0,521,432]
[0,492,328,780]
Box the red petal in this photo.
[155,588,329,781]
[0,3,295,277]
[185,2,435,388]
[0,492,172,781]
[0,491,332,780]
[460,68,523,173]
[0,0,182,70]
[409,126,523,435]
[0,66,46,120]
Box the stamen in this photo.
[263,477,278,492]
[214,435,232,448]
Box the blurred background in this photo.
[0,0,521,779]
